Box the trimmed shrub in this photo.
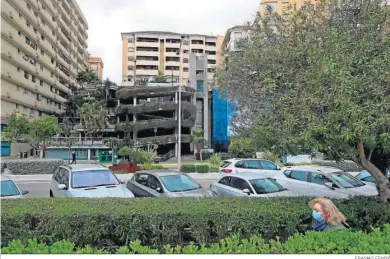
[112,170,127,174]
[209,165,219,173]
[0,159,65,175]
[1,197,389,251]
[2,225,390,254]
[208,154,221,165]
[195,164,209,173]
[140,164,164,170]
[216,152,233,160]
[180,164,196,173]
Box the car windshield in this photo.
[220,161,232,168]
[330,172,365,188]
[1,180,20,197]
[160,174,200,192]
[249,178,285,194]
[72,170,119,188]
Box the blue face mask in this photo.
[312,210,324,222]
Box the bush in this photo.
[209,165,219,173]
[229,138,255,158]
[208,154,221,165]
[262,151,279,163]
[195,164,209,173]
[112,170,127,174]
[0,159,65,175]
[216,152,233,160]
[119,147,155,164]
[2,197,389,251]
[180,164,196,173]
[3,225,390,254]
[140,164,164,170]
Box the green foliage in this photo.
[216,152,233,160]
[180,164,196,173]
[2,197,389,250]
[229,138,255,158]
[152,70,168,83]
[3,225,390,254]
[76,69,99,85]
[111,170,127,174]
[1,112,30,156]
[208,154,222,165]
[77,101,108,137]
[195,164,209,173]
[209,165,219,173]
[262,151,279,163]
[29,116,61,145]
[216,0,390,199]
[192,130,205,158]
[141,164,164,170]
[118,147,155,164]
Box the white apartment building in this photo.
[121,31,218,86]
[1,0,89,125]
[222,25,252,52]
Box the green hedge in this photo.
[2,197,390,251]
[140,164,164,170]
[180,164,218,173]
[3,225,390,254]
[195,164,209,173]
[180,164,196,173]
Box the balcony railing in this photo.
[48,137,107,147]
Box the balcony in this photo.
[136,60,159,66]
[135,40,159,48]
[135,69,159,76]
[49,137,107,147]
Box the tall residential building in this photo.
[1,0,89,125]
[259,0,303,16]
[121,31,218,86]
[88,57,104,80]
[222,25,252,52]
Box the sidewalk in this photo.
[4,172,219,182]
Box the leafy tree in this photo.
[77,101,108,138]
[137,78,149,87]
[1,112,30,157]
[76,69,99,86]
[216,0,390,201]
[29,116,61,157]
[229,138,256,158]
[191,130,205,161]
[152,70,167,83]
[118,147,154,164]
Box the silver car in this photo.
[50,164,135,198]
[1,177,29,199]
[211,172,299,197]
[273,166,378,199]
[219,158,281,179]
[127,170,213,197]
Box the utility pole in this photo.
[177,35,184,171]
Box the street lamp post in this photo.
[177,36,184,171]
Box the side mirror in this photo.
[243,188,251,195]
[21,190,29,195]
[57,184,68,190]
[325,182,334,190]
[155,187,162,193]
[276,166,281,170]
[121,181,125,184]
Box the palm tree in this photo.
[191,130,205,161]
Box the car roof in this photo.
[281,165,342,174]
[224,158,271,162]
[63,164,108,172]
[0,176,12,181]
[222,172,273,180]
[136,170,183,177]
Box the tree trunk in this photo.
[357,142,390,203]
[12,140,17,158]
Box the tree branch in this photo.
[368,149,373,161]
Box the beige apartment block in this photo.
[121,31,218,85]
[88,57,104,80]
[259,0,318,16]
[1,0,89,125]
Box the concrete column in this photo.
[133,97,137,122]
[87,149,91,160]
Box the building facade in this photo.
[88,57,104,80]
[259,0,304,16]
[121,31,218,86]
[1,0,89,156]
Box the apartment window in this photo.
[16,104,19,109]
[24,71,29,79]
[51,72,54,78]
[41,35,45,41]
[52,30,55,36]
[40,66,43,71]
[183,58,189,63]
[128,38,134,43]
[27,3,31,10]
[32,75,36,83]
[50,86,54,92]
[19,12,22,17]
[18,31,21,36]
[39,111,42,117]
[42,20,46,26]
[51,58,54,64]
[40,80,43,86]
[34,11,38,17]
[127,66,134,71]
[41,49,44,56]
[183,39,189,45]
[42,5,46,10]
[47,98,50,104]
[26,21,31,27]
[128,47,134,52]
[183,50,189,54]
[24,89,28,96]
[52,16,55,22]
[208,60,216,64]
[17,67,20,72]
[183,67,189,72]
[34,28,38,34]
[264,2,278,13]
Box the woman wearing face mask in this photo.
[309,198,350,231]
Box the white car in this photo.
[273,166,378,199]
[219,158,281,178]
[1,177,29,199]
[50,164,135,198]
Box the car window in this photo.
[0,180,20,197]
[235,161,244,168]
[56,168,65,185]
[362,176,375,183]
[220,161,232,168]
[249,178,285,194]
[218,176,232,186]
[71,170,119,188]
[148,175,162,190]
[135,173,149,186]
[330,172,364,188]
[53,168,61,183]
[289,170,309,182]
[283,170,291,177]
[231,177,252,192]
[61,169,70,186]
[260,160,278,170]
[160,174,199,192]
[244,160,261,169]
[310,173,333,186]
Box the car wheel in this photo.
[49,190,54,198]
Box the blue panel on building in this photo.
[197,80,204,92]
[212,89,235,152]
[1,141,10,156]
[45,149,88,160]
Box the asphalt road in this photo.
[14,179,215,198]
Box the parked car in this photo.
[219,158,281,178]
[127,170,213,197]
[1,177,29,199]
[211,172,299,198]
[50,164,135,198]
[273,166,378,199]
[355,170,376,187]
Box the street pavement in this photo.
[11,174,218,198]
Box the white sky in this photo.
[76,0,260,83]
